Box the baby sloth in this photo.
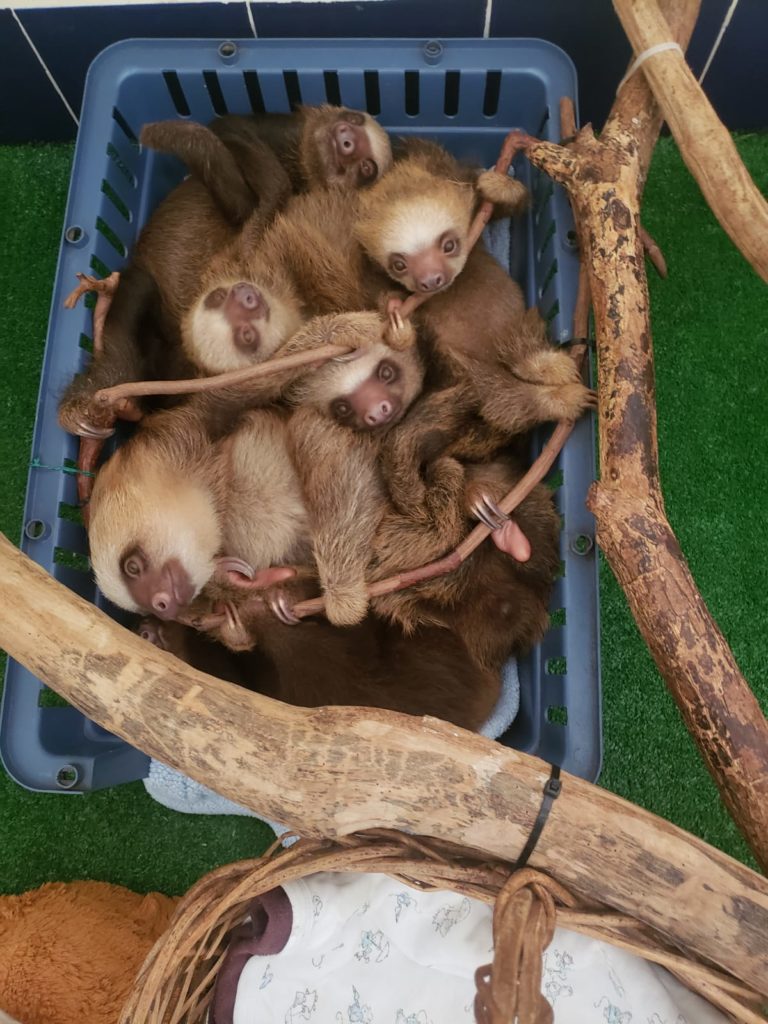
[142,104,393,226]
[136,612,500,733]
[357,137,527,295]
[179,174,401,377]
[58,105,392,441]
[86,313,423,623]
[355,138,595,436]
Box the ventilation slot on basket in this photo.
[78,332,93,353]
[283,70,302,109]
[545,467,563,491]
[546,705,568,725]
[54,548,90,574]
[163,71,191,116]
[203,70,227,115]
[243,70,265,113]
[538,220,557,260]
[100,180,130,221]
[364,70,381,115]
[323,70,341,106]
[95,216,126,258]
[58,501,84,526]
[550,607,566,627]
[544,299,560,323]
[533,182,554,226]
[106,143,136,188]
[89,255,112,280]
[539,259,558,299]
[546,657,567,675]
[112,107,139,147]
[404,71,419,116]
[483,70,501,117]
[444,71,460,116]
[537,106,550,136]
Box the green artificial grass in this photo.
[0,135,767,895]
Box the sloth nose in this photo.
[151,590,178,620]
[365,400,393,426]
[232,282,262,312]
[335,123,356,154]
[418,273,444,292]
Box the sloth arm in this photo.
[287,405,384,627]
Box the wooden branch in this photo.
[614,0,768,282]
[590,488,768,869]
[94,343,350,407]
[0,531,766,994]
[639,225,668,278]
[510,41,768,869]
[604,0,701,188]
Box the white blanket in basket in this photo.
[220,872,727,1024]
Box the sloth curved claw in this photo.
[215,556,255,582]
[75,419,116,440]
[223,601,243,634]
[332,348,364,363]
[269,592,300,626]
[180,608,227,631]
[471,495,510,532]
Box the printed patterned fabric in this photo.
[222,872,727,1024]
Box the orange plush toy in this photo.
[0,881,177,1024]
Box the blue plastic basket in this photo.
[1,37,601,793]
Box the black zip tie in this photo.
[514,764,561,870]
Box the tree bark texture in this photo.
[614,0,768,282]
[0,533,766,993]
[504,6,768,871]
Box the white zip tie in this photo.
[245,0,258,39]
[616,41,682,94]
[11,8,79,128]
[698,0,740,84]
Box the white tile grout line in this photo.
[482,0,493,39]
[244,0,258,38]
[11,7,80,127]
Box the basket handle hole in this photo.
[24,519,50,540]
[56,765,80,789]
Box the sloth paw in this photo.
[476,169,529,215]
[312,311,379,362]
[470,493,509,532]
[383,312,416,352]
[58,393,117,439]
[466,486,532,562]
[548,381,597,421]
[323,579,369,627]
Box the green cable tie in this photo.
[30,457,95,478]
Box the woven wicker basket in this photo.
[119,829,765,1024]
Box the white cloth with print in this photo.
[232,872,727,1024]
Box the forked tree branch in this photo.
[614,0,768,282]
[508,0,768,870]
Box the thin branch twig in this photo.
[93,343,350,407]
